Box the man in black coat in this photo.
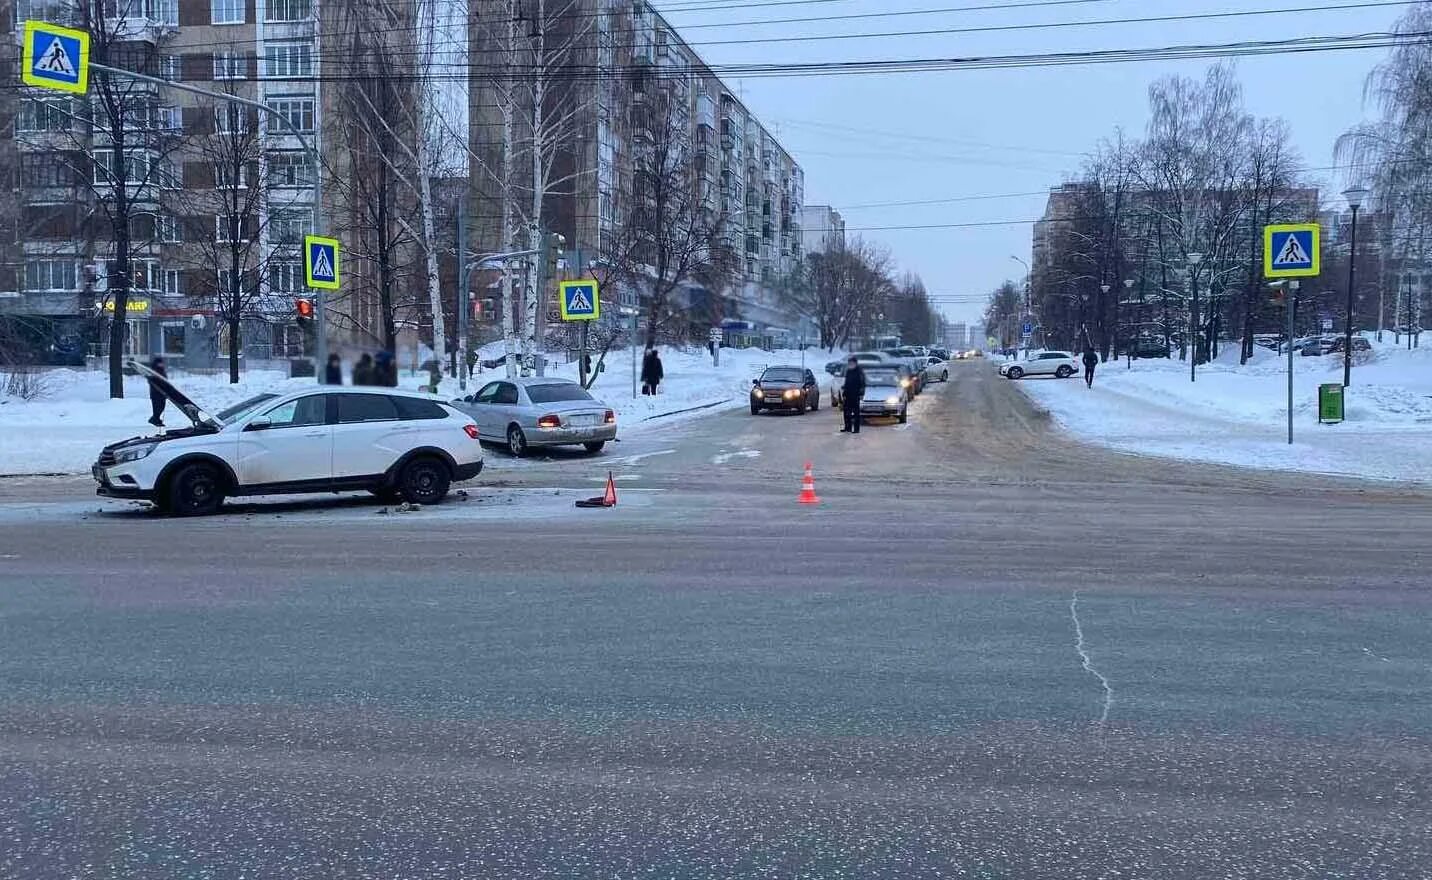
[840,357,865,434]
[146,355,168,428]
[1082,348,1099,389]
[641,347,664,395]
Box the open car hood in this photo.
[129,361,222,430]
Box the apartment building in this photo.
[2,0,329,366]
[800,204,845,256]
[469,0,811,347]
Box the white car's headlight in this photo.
[886,396,900,405]
[113,442,158,464]
[751,387,763,397]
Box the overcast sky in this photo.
[658,0,1410,324]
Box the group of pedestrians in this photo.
[324,351,397,387]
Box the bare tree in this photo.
[608,83,735,346]
[176,89,299,383]
[52,0,190,396]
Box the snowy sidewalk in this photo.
[1014,342,1432,483]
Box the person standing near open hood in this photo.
[146,356,168,428]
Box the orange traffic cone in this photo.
[603,471,618,507]
[798,461,820,505]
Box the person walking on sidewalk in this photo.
[840,356,866,434]
[1082,348,1099,389]
[641,347,664,395]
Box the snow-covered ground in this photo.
[0,345,834,476]
[1015,338,1432,482]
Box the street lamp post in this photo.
[1011,255,1031,355]
[1342,186,1369,387]
[1187,253,1204,382]
[1123,279,1135,369]
[1099,283,1111,357]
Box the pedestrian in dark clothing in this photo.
[146,355,168,427]
[1082,348,1099,388]
[840,357,866,434]
[641,348,664,395]
[324,353,343,385]
[375,350,397,387]
[352,353,375,386]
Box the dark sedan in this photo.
[751,366,821,415]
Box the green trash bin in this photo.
[1318,383,1345,424]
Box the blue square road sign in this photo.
[22,21,90,95]
[558,280,600,321]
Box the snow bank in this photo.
[1016,338,1432,482]
[0,345,835,475]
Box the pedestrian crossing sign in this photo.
[304,235,340,290]
[558,280,600,321]
[21,21,90,95]
[1264,223,1320,278]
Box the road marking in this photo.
[605,449,676,466]
[1070,591,1114,726]
[712,449,761,465]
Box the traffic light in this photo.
[295,298,315,335]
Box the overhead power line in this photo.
[163,0,1413,58]
[128,30,1431,85]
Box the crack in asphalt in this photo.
[1070,591,1114,727]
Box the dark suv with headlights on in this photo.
[751,366,820,414]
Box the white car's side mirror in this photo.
[245,416,273,432]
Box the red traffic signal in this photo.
[295,298,314,319]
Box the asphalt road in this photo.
[2,361,1430,878]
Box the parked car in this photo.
[750,366,821,415]
[452,377,617,456]
[929,347,951,361]
[92,362,483,515]
[1326,336,1372,354]
[882,347,929,390]
[1252,334,1282,350]
[923,356,950,382]
[1299,337,1340,357]
[998,351,1080,379]
[857,365,909,424]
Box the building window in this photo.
[273,323,309,358]
[17,97,71,132]
[93,149,157,186]
[213,50,245,80]
[268,210,306,245]
[162,269,182,296]
[211,0,244,24]
[24,260,77,292]
[268,261,303,293]
[157,214,180,243]
[215,104,249,134]
[214,161,252,189]
[23,155,75,188]
[265,42,313,79]
[267,0,311,21]
[161,322,186,355]
[105,260,161,291]
[266,151,313,187]
[216,214,250,243]
[158,54,179,81]
[266,96,315,134]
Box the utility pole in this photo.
[1187,252,1204,382]
[457,196,469,391]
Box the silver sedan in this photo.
[452,377,617,456]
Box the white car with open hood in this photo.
[91,362,484,515]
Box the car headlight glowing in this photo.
[751,387,762,397]
[900,378,911,388]
[784,389,799,399]
[114,442,158,464]
[885,396,900,405]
